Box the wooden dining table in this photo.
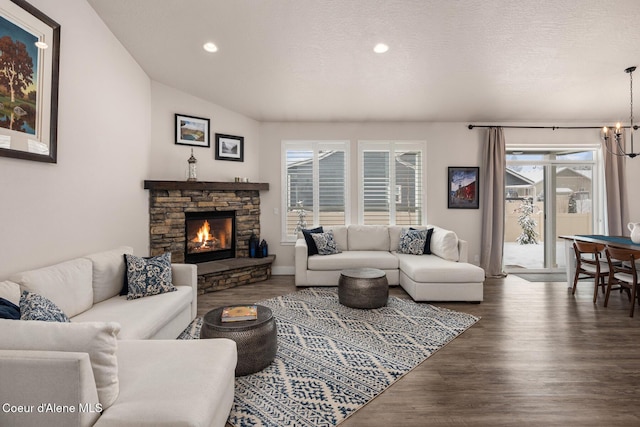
[559,235,640,286]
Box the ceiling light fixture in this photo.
[203,42,218,53]
[373,43,389,54]
[601,66,639,158]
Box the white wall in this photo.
[258,121,639,274]
[0,0,151,278]
[149,82,261,182]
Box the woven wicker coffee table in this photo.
[339,268,389,309]
[200,304,277,376]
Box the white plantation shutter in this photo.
[359,141,425,225]
[362,150,391,224]
[282,141,349,240]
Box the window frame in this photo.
[281,140,350,242]
[357,140,427,226]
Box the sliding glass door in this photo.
[504,148,602,272]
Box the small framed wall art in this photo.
[215,133,244,162]
[0,0,61,163]
[448,166,479,209]
[175,114,210,147]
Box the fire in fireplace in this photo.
[185,211,236,263]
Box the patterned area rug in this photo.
[179,288,479,427]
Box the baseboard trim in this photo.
[273,266,294,275]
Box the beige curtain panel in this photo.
[480,127,507,278]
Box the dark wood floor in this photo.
[198,275,640,427]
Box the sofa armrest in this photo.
[457,239,469,263]
[295,238,309,286]
[172,263,198,320]
[0,350,101,427]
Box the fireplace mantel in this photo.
[144,180,269,191]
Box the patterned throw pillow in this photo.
[410,227,434,254]
[398,228,428,255]
[311,231,340,255]
[124,252,176,300]
[301,227,324,256]
[20,290,70,322]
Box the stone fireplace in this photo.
[144,180,269,263]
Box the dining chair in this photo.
[604,246,640,317]
[572,241,610,303]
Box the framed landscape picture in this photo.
[448,167,479,209]
[175,113,210,147]
[215,133,244,162]
[0,0,60,163]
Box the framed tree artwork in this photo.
[0,0,60,163]
[448,167,479,209]
[215,133,244,162]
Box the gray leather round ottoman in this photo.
[339,268,389,309]
[200,304,277,376]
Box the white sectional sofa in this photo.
[295,225,485,302]
[0,246,237,427]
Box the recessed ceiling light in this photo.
[373,43,389,53]
[35,41,48,49]
[203,42,218,53]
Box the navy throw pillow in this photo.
[411,227,434,254]
[301,227,324,256]
[0,297,20,320]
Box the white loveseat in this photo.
[0,246,237,427]
[295,225,485,302]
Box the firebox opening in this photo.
[185,211,236,263]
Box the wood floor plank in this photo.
[197,275,640,426]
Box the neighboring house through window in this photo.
[281,140,426,242]
[282,141,349,241]
[359,141,425,226]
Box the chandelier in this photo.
[601,66,639,158]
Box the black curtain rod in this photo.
[468,124,640,130]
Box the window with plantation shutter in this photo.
[359,141,425,226]
[282,141,349,241]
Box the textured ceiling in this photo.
[87,0,640,123]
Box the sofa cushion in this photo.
[97,339,236,427]
[0,280,20,305]
[398,228,428,255]
[308,251,399,271]
[388,226,403,251]
[84,246,133,304]
[71,286,192,340]
[0,297,20,319]
[124,253,176,300]
[311,231,341,255]
[325,226,348,251]
[427,225,459,261]
[0,319,121,409]
[20,290,70,322]
[301,227,324,256]
[10,258,94,318]
[396,253,485,283]
[348,225,390,251]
